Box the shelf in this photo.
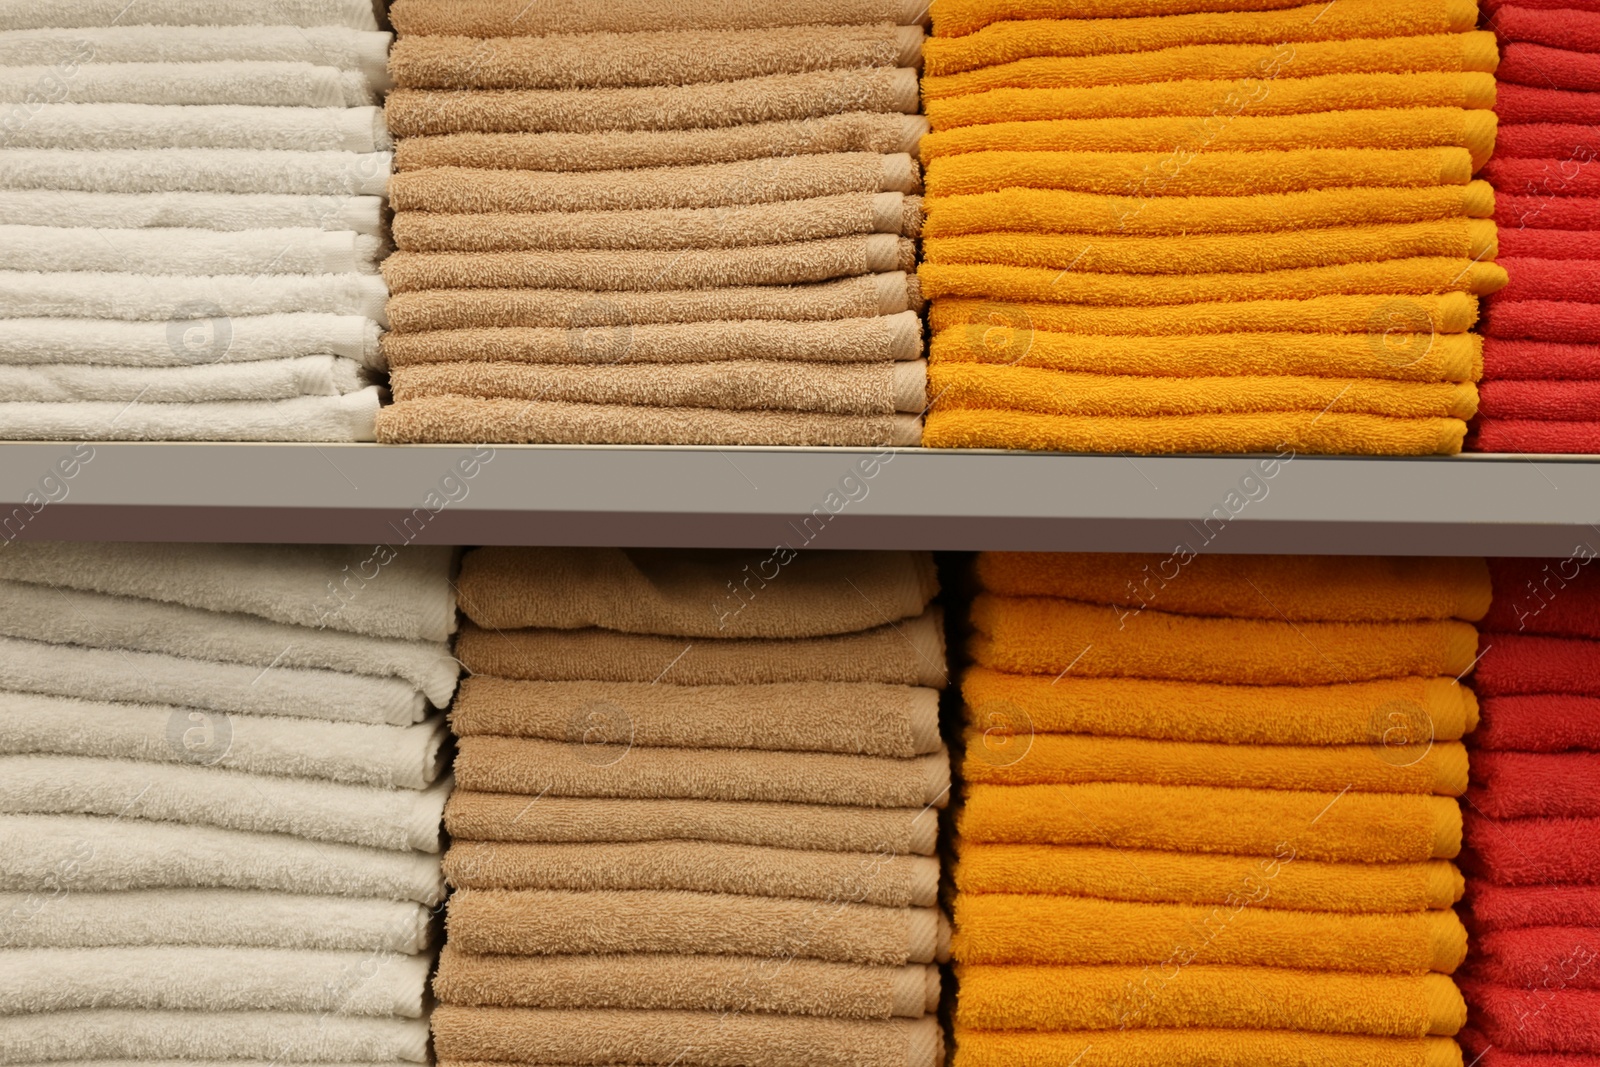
[3,443,1597,555]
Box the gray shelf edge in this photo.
[2,442,1598,556]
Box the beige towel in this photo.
[443,840,940,906]
[389,0,928,36]
[386,272,921,333]
[433,947,939,1018]
[382,235,917,293]
[375,398,923,446]
[390,26,923,89]
[394,113,928,172]
[445,792,940,854]
[382,313,923,366]
[457,547,939,637]
[388,154,920,213]
[447,888,950,964]
[386,68,920,136]
[431,1006,941,1067]
[454,611,948,686]
[391,193,923,252]
[449,677,942,756]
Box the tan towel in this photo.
[433,947,939,1018]
[386,68,920,136]
[449,676,942,756]
[453,610,948,686]
[457,546,939,636]
[394,113,928,172]
[382,312,923,366]
[382,235,917,293]
[391,193,923,252]
[443,839,939,905]
[446,888,951,964]
[375,398,923,445]
[386,272,921,333]
[389,0,929,36]
[453,736,951,807]
[445,792,940,854]
[389,25,923,90]
[388,154,920,213]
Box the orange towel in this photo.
[934,0,1326,36]
[950,1027,1463,1067]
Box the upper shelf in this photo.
[3,442,1597,556]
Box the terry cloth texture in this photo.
[948,552,1483,1067]
[917,1,1496,455]
[379,11,931,446]
[434,547,948,1062]
[0,11,391,443]
[0,543,459,1053]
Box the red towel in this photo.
[1497,259,1600,302]
[1488,0,1600,11]
[1496,126,1600,162]
[1485,301,1600,344]
[1468,884,1600,932]
[1463,811,1600,884]
[1498,86,1600,127]
[1487,559,1600,637]
[1479,380,1600,419]
[1492,5,1600,52]
[1471,751,1600,818]
[1462,980,1600,1053]
[1500,228,1600,259]
[1497,193,1600,231]
[1461,1029,1600,1067]
[1501,43,1600,92]
[1476,633,1600,696]
[1478,696,1600,752]
[1484,158,1600,199]
[1484,339,1600,379]
[1472,419,1600,452]
[1468,927,1600,989]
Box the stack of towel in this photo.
[950,552,1490,1066]
[917,0,1507,455]
[434,547,950,1067]
[375,0,932,446]
[0,0,390,441]
[1460,558,1600,1064]
[0,541,459,1064]
[1474,2,1600,452]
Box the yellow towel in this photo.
[922,0,1479,76]
[934,0,1335,36]
[919,108,1498,169]
[931,327,1483,383]
[951,1028,1464,1067]
[954,842,1464,911]
[923,35,1498,103]
[955,964,1467,1035]
[922,408,1467,454]
[969,594,1479,683]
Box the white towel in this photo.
[0,62,377,107]
[0,542,458,643]
[0,272,388,322]
[0,190,385,234]
[0,314,383,369]
[0,149,390,195]
[0,755,449,852]
[0,580,455,705]
[0,693,448,789]
[0,391,382,442]
[0,634,427,726]
[0,1011,428,1064]
[0,0,382,31]
[7,104,391,152]
[0,26,391,85]
[0,814,443,904]
[0,357,371,401]
[0,225,384,276]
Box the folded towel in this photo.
[0,225,383,277]
[1480,381,1600,421]
[1491,2,1600,48]
[0,395,379,443]
[1497,125,1600,161]
[1469,927,1600,989]
[0,61,375,107]
[1497,83,1600,125]
[376,398,923,447]
[455,611,947,687]
[1463,980,1600,1053]
[1499,228,1600,260]
[0,0,382,29]
[969,595,1479,685]
[1476,696,1600,751]
[1464,813,1600,884]
[389,154,919,214]
[1466,883,1600,931]
[1500,42,1600,91]
[0,1011,427,1064]
[951,1028,1461,1067]
[386,67,920,136]
[446,792,939,855]
[450,678,940,756]
[7,103,390,152]
[955,964,1466,1035]
[1485,157,1600,199]
[0,26,390,78]
[0,357,368,402]
[0,315,382,370]
[388,0,926,35]
[433,947,938,1018]
[955,842,1463,911]
[1497,195,1600,233]
[444,840,938,906]
[1499,259,1600,303]
[961,667,1479,745]
[1476,634,1600,696]
[1488,559,1600,637]
[1486,300,1600,344]
[0,149,390,196]
[933,0,1329,36]
[385,313,922,367]
[0,272,388,323]
[959,783,1463,862]
[0,190,384,234]
[454,737,949,808]
[1483,339,1600,380]
[0,946,430,1016]
[0,813,443,904]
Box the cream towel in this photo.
[0,26,391,82]
[0,226,384,276]
[0,579,457,706]
[0,149,390,196]
[0,190,384,234]
[0,0,383,30]
[0,393,382,442]
[0,62,377,107]
[0,755,450,852]
[0,814,444,904]
[0,694,447,789]
[0,946,430,1016]
[0,315,383,370]
[6,103,390,152]
[0,272,389,323]
[0,1011,427,1064]
[0,542,456,644]
[0,357,369,402]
